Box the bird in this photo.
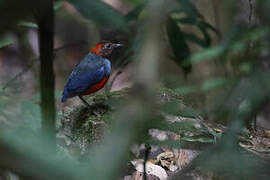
[61,42,122,107]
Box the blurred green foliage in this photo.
[70,0,127,30]
[0,0,270,180]
[0,36,14,48]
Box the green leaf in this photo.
[174,86,198,95]
[177,108,201,118]
[160,95,202,118]
[175,13,218,48]
[148,139,183,149]
[181,136,215,143]
[177,19,216,47]
[69,0,127,31]
[176,0,201,21]
[0,36,14,48]
[161,101,181,115]
[20,100,41,132]
[182,32,209,47]
[177,17,196,24]
[155,121,197,133]
[166,17,191,74]
[239,63,252,73]
[202,78,228,91]
[198,21,219,35]
[197,23,211,47]
[54,0,66,10]
[125,4,144,21]
[17,22,38,28]
[178,18,218,36]
[183,45,224,65]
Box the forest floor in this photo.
[57,88,270,180]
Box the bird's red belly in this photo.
[80,77,109,95]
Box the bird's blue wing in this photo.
[62,53,111,102]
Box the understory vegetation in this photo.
[0,0,270,180]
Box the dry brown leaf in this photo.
[157,151,175,170]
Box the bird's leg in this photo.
[78,95,91,108]
[78,95,101,117]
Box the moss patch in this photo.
[57,87,189,154]
[58,89,129,153]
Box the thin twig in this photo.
[248,0,253,26]
[1,41,88,91]
[2,57,39,91]
[143,144,151,180]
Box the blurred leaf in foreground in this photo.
[0,36,13,48]
[54,0,66,10]
[17,22,38,29]
[69,0,127,31]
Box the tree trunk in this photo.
[36,0,56,148]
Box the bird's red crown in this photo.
[90,43,105,56]
[90,42,122,58]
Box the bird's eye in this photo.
[105,44,112,49]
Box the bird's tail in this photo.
[61,96,67,102]
[61,89,68,102]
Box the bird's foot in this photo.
[81,105,101,117]
[92,111,101,117]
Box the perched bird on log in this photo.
[62,42,122,107]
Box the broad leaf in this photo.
[69,0,127,31]
[199,21,219,35]
[125,4,144,22]
[176,0,201,21]
[182,32,209,47]
[166,16,191,74]
[202,78,228,91]
[183,45,224,65]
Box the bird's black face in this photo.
[100,43,123,58]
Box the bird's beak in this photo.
[113,43,123,48]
